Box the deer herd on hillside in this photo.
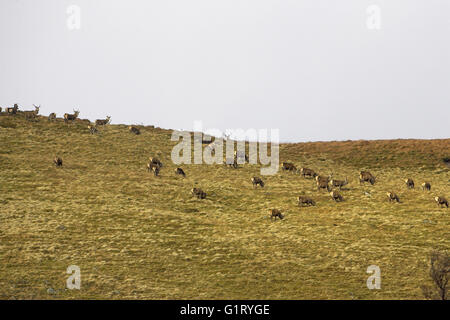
[1,103,448,220]
[0,103,144,136]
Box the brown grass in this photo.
[0,113,449,299]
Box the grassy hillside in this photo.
[0,113,449,300]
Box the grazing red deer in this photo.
[6,104,19,114]
[298,196,316,206]
[251,177,265,188]
[88,125,98,134]
[317,179,331,192]
[300,168,317,178]
[316,174,332,188]
[405,178,415,189]
[147,161,161,176]
[421,182,431,191]
[282,162,297,172]
[330,177,348,190]
[53,157,63,167]
[330,191,343,202]
[129,126,140,135]
[95,116,111,126]
[191,188,206,199]
[360,171,376,185]
[435,196,448,208]
[387,192,400,203]
[316,174,332,182]
[23,105,40,120]
[269,209,284,220]
[64,109,80,123]
[175,167,186,177]
[48,113,56,121]
[151,165,160,176]
[149,157,163,168]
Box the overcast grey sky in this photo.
[1,0,449,142]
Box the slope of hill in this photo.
[0,113,449,299]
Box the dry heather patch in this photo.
[0,116,449,299]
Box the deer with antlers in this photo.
[23,104,40,120]
[95,116,111,126]
[64,109,80,123]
